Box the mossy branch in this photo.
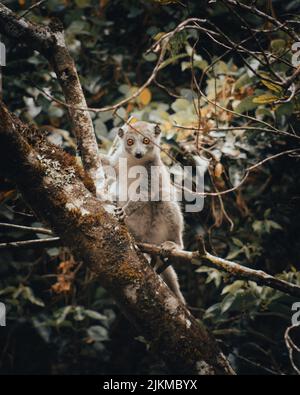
[2,230,299,299]
[138,242,300,299]
[0,101,234,375]
[0,2,104,196]
[0,223,300,297]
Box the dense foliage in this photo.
[1,0,300,374]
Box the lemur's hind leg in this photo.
[150,243,186,304]
[160,265,185,304]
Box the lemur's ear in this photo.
[154,124,161,136]
[118,128,124,138]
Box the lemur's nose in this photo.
[135,152,143,159]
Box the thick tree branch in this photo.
[2,232,299,299]
[138,243,300,299]
[0,101,234,375]
[0,2,104,196]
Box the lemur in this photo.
[101,121,185,304]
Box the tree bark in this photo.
[0,1,235,374]
[0,2,104,196]
[0,101,235,375]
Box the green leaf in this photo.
[226,248,243,260]
[253,94,278,104]
[75,0,91,8]
[235,73,251,89]
[171,98,190,112]
[222,280,245,295]
[259,73,283,94]
[181,59,208,71]
[234,96,259,113]
[252,220,263,233]
[22,287,45,307]
[87,325,109,342]
[276,102,294,117]
[265,220,283,232]
[55,306,73,325]
[260,79,282,94]
[203,303,221,320]
[32,317,51,343]
[84,310,107,321]
[74,306,85,321]
[232,238,244,247]
[221,294,235,313]
[159,53,187,69]
[196,266,223,288]
[271,39,287,55]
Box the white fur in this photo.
[105,122,185,303]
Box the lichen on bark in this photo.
[0,101,234,375]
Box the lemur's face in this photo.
[118,122,161,161]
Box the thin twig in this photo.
[284,325,300,375]
[174,124,300,141]
[0,222,53,235]
[19,0,47,19]
[247,149,300,172]
[221,0,299,41]
[0,237,60,250]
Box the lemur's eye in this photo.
[143,137,150,145]
[127,138,134,146]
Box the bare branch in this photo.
[174,124,300,140]
[0,222,53,235]
[285,325,300,375]
[283,66,300,90]
[0,237,60,250]
[4,231,300,300]
[19,0,47,19]
[138,242,300,299]
[5,224,300,297]
[246,149,300,172]
[221,0,300,41]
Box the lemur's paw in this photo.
[160,241,178,259]
[114,206,126,222]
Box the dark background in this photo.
[0,0,300,375]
